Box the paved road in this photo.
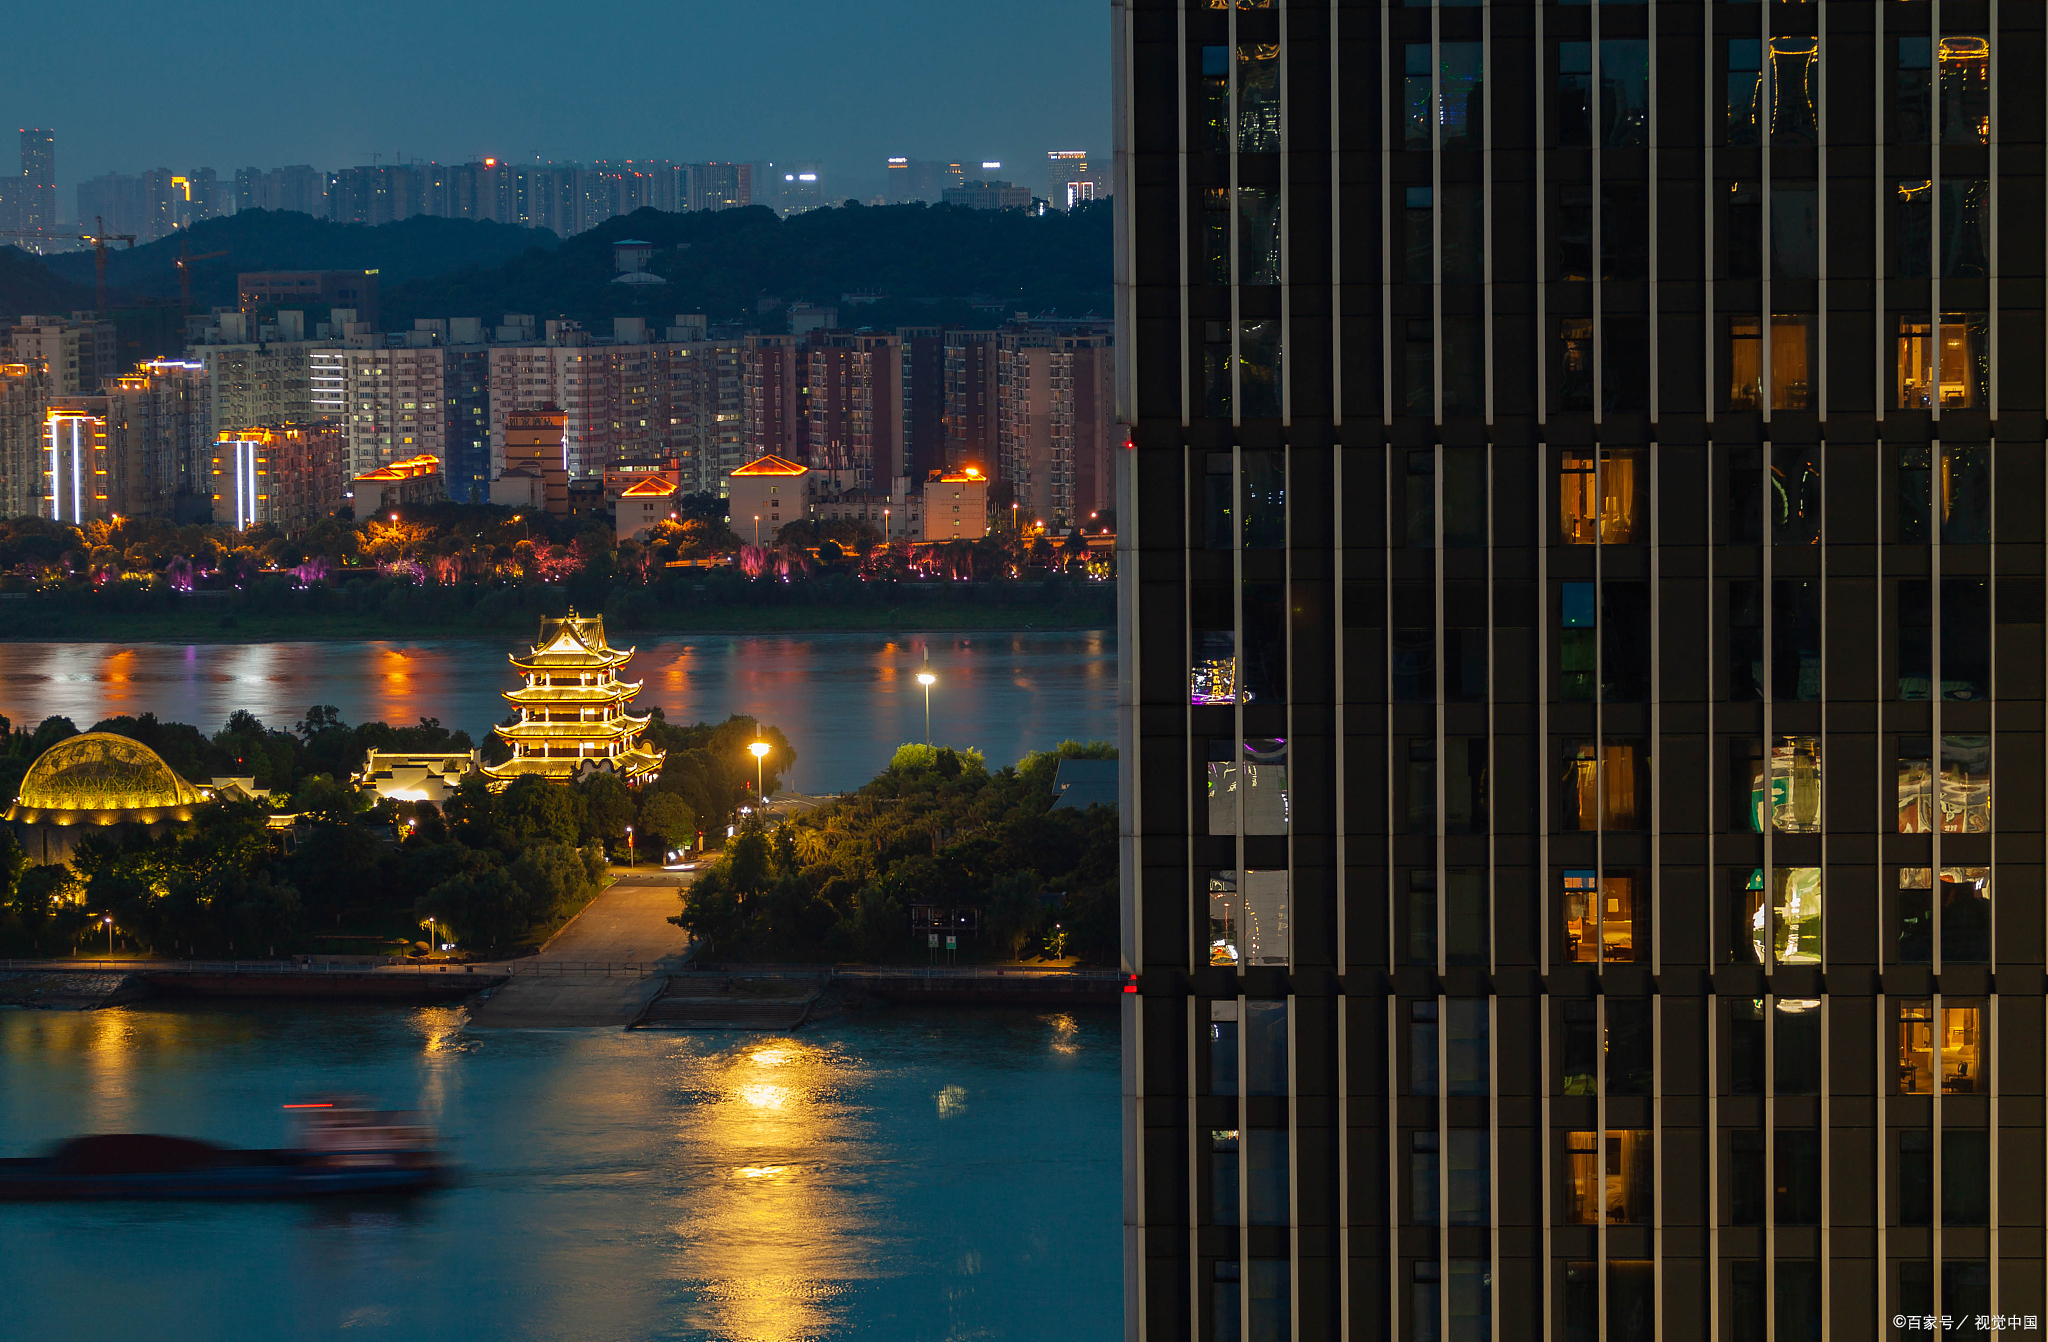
[533,874,693,963]
[465,874,693,1028]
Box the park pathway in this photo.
[464,872,691,1028]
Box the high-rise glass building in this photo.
[1113,3,2042,1339]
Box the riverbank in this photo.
[0,578,1114,642]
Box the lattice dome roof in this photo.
[6,732,206,824]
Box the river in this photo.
[0,1001,1121,1341]
[0,630,1117,794]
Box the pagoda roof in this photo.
[503,681,643,704]
[510,611,635,668]
[480,744,665,782]
[491,719,650,742]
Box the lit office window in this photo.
[1772,869,1823,964]
[1939,36,1991,144]
[1897,998,1984,1095]
[1564,1131,1653,1225]
[1559,448,1642,545]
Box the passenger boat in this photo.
[0,1098,449,1200]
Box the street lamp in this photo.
[916,649,937,747]
[754,514,761,545]
[102,915,114,957]
[749,740,771,799]
[625,824,635,868]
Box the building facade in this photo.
[1116,5,2044,1341]
[212,421,346,534]
[9,315,118,398]
[996,323,1115,530]
[0,362,47,518]
[105,359,211,523]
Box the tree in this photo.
[984,871,1048,960]
[496,775,582,850]
[576,773,634,849]
[637,791,697,852]
[507,843,597,922]
[418,868,529,949]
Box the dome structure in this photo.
[4,732,207,826]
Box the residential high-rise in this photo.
[995,322,1112,530]
[105,358,211,522]
[658,330,745,496]
[1047,150,1095,211]
[940,180,1032,212]
[18,129,53,234]
[0,362,47,517]
[686,162,752,213]
[8,315,118,397]
[941,330,999,475]
[240,272,379,329]
[742,334,803,467]
[898,325,950,481]
[1116,5,2041,1340]
[339,346,449,478]
[212,421,346,533]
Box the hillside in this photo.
[381,201,1114,331]
[0,246,97,318]
[33,211,560,313]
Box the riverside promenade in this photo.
[464,872,692,1027]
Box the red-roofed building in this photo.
[615,473,680,540]
[724,454,807,542]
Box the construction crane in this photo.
[0,217,137,315]
[173,242,229,313]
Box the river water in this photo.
[0,631,1117,794]
[0,1002,1121,1342]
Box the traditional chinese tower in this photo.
[483,611,664,784]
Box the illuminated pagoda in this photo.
[482,612,664,784]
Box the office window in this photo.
[1247,1128,1289,1225]
[1212,1261,1241,1342]
[1730,578,1765,701]
[1444,739,1488,835]
[1941,179,1990,279]
[1773,578,1822,701]
[1940,443,1991,543]
[1896,314,1935,410]
[1557,42,1592,147]
[1941,734,1991,831]
[1403,186,1434,284]
[1778,1262,1822,1342]
[1724,180,1762,280]
[1897,445,1932,542]
[1446,869,1488,969]
[1726,316,1763,410]
[1192,627,1239,706]
[1896,869,1934,964]
[1944,1130,1990,1226]
[1776,1128,1822,1223]
[1237,871,1288,967]
[1560,447,1644,546]
[1411,999,1439,1095]
[1770,315,1815,411]
[1770,37,1819,146]
[1730,997,1766,1093]
[1606,997,1652,1095]
[1897,580,1932,700]
[1561,747,1598,833]
[1603,584,1650,702]
[1404,43,1433,150]
[1755,735,1822,833]
[1942,866,1991,964]
[1449,1261,1491,1342]
[1603,314,1650,415]
[1897,998,1985,1095]
[1440,42,1484,152]
[1201,188,1232,283]
[1562,868,1598,963]
[1725,39,1763,146]
[1241,451,1286,549]
[1407,739,1438,835]
[1565,1131,1653,1225]
[1447,998,1488,1095]
[1404,319,1434,417]
[1895,37,1932,144]
[1898,1129,1933,1225]
[1561,999,1597,1095]
[1411,1260,1440,1342]
[1239,187,1282,286]
[1602,743,1646,831]
[1939,36,1991,144]
[1200,47,1231,153]
[1773,870,1823,964]
[1245,998,1288,1095]
[1729,1132,1766,1225]
[1943,579,1991,701]
[1441,448,1485,546]
[1201,320,1232,418]
[1441,183,1484,285]
[1891,179,1933,278]
[1602,180,1648,281]
[1771,186,1818,280]
[1237,43,1280,152]
[1240,319,1282,418]
[1556,184,1593,282]
[1210,1007,1239,1095]
[1448,1129,1489,1226]
[1212,1128,1241,1225]
[1207,738,1289,836]
[1561,581,1596,700]
[1601,41,1649,147]
[1557,317,1594,411]
[1940,313,1990,410]
[1443,318,1485,418]
[1776,999,1823,1094]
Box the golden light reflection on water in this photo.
[1049,1013,1081,1055]
[670,1035,881,1342]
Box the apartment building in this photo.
[995,323,1113,529]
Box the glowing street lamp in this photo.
[102,914,114,957]
[625,824,635,868]
[749,740,771,799]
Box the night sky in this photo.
[3,0,1110,202]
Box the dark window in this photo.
[1446,868,1488,968]
[1557,316,1594,411]
[1942,577,1990,702]
[1564,1261,1597,1342]
[1777,1260,1822,1342]
[1205,453,1236,550]
[1941,179,1991,279]
[1944,1130,1989,1226]
[1556,185,1592,282]
[1774,1000,1822,1095]
[1407,871,1437,967]
[1212,1260,1240,1342]
[1771,182,1818,280]
[1773,579,1822,702]
[1899,1129,1933,1225]
[1201,187,1231,284]
[1404,43,1433,150]
[1725,182,1762,281]
[1730,580,1764,702]
[1441,183,1484,284]
[1441,448,1485,546]
[1725,40,1763,146]
[1602,180,1648,281]
[1444,738,1488,836]
[1731,1262,1766,1342]
[1729,997,1765,1093]
[1604,315,1649,414]
[1558,42,1592,147]
[1241,582,1286,704]
[1729,1130,1766,1225]
[1891,179,1933,279]
[1600,41,1649,147]
[1561,580,1596,701]
[1895,865,1933,964]
[1241,450,1286,550]
[1773,446,1821,546]
[1775,1129,1821,1224]
[1602,582,1650,702]
[1410,999,1438,1095]
[1896,445,1931,543]
[1445,626,1487,703]
[1945,1262,1991,1341]
[1245,999,1288,1096]
[1894,37,1932,145]
[1448,1129,1489,1225]
[1609,1260,1655,1342]
[1606,998,1653,1096]
[1404,319,1434,417]
[1561,999,1596,1096]
[1211,1128,1241,1226]
[1440,42,1484,152]
[1403,186,1434,284]
[1941,443,1991,544]
[1240,319,1281,418]
[1393,626,1435,703]
[1898,579,1933,700]
[1406,738,1437,835]
[1447,997,1488,1096]
[1210,1018,1239,1096]
[1238,187,1281,287]
[1943,865,1992,964]
[1443,318,1484,419]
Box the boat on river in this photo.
[0,1098,448,1200]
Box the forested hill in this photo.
[381,201,1114,332]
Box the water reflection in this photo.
[0,632,1114,793]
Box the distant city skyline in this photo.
[1,0,1108,202]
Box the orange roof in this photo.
[353,453,442,482]
[621,475,679,497]
[933,466,987,484]
[732,454,808,477]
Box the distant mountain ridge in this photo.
[0,202,1113,340]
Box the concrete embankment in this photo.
[0,971,150,1011]
[143,970,504,1003]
